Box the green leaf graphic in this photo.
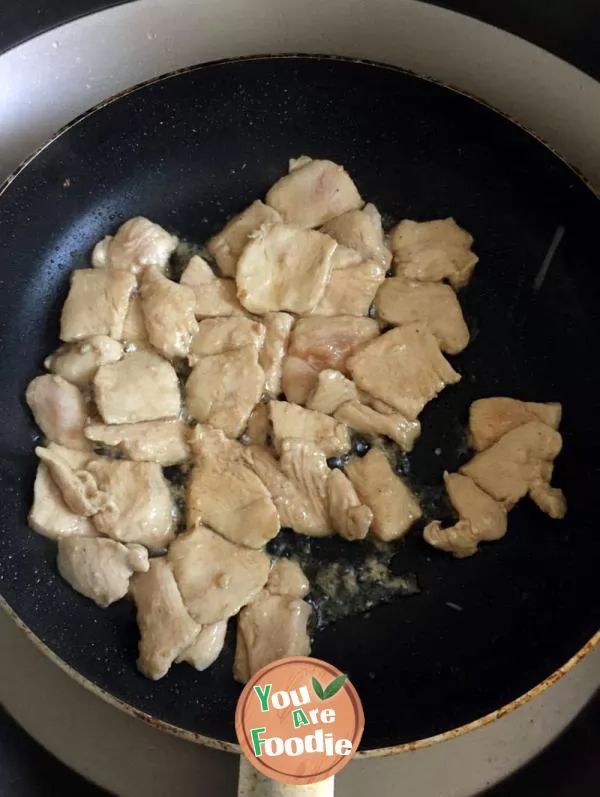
[312,677,325,700]
[323,674,348,700]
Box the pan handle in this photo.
[238,757,335,796]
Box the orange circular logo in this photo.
[235,657,364,785]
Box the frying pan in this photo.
[1,54,600,776]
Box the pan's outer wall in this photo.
[0,57,599,752]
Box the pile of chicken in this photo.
[25,156,566,683]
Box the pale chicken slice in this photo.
[168,525,270,624]
[188,316,265,364]
[267,559,310,598]
[310,261,386,317]
[345,448,422,541]
[130,558,200,680]
[207,200,283,277]
[259,312,294,398]
[92,216,178,275]
[84,420,189,466]
[176,621,228,672]
[44,336,123,387]
[35,445,111,516]
[321,203,392,269]
[374,278,470,355]
[180,255,245,318]
[335,402,422,452]
[122,296,149,345]
[306,370,359,415]
[265,158,363,228]
[242,402,272,448]
[87,458,175,550]
[269,401,350,457]
[57,537,149,607]
[279,439,332,536]
[389,218,478,290]
[185,345,264,438]
[347,323,461,420]
[326,468,373,540]
[187,426,279,548]
[26,374,89,450]
[236,224,336,315]
[60,269,136,342]
[529,480,568,519]
[330,244,364,270]
[282,316,379,404]
[469,397,562,451]
[94,350,180,424]
[139,266,199,359]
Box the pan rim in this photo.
[2,52,599,757]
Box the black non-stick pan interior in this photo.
[1,56,599,752]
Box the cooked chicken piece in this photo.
[321,204,392,269]
[87,458,175,550]
[122,296,149,345]
[282,316,379,404]
[270,401,350,457]
[188,316,265,364]
[460,421,563,509]
[236,224,336,315]
[423,520,481,559]
[130,558,200,680]
[57,537,149,607]
[234,590,311,683]
[330,243,364,270]
[176,621,228,671]
[469,397,562,451]
[357,391,399,415]
[347,323,461,420]
[335,402,421,452]
[326,468,373,540]
[91,216,178,275]
[529,480,567,519]
[207,200,283,277]
[374,278,470,355]
[185,345,264,438]
[35,445,111,516]
[168,525,270,624]
[345,448,422,541]
[139,266,199,359]
[310,260,386,317]
[60,269,136,342]
[44,336,123,387]
[26,374,89,450]
[180,255,245,318]
[265,158,363,228]
[279,439,332,536]
[259,312,294,397]
[306,370,359,415]
[94,350,180,424]
[389,218,478,290]
[242,402,272,448]
[84,420,189,466]
[187,426,279,548]
[267,559,310,599]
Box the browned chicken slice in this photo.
[282,316,379,404]
[87,458,176,550]
[35,445,111,516]
[185,345,264,438]
[57,537,149,607]
[265,157,363,228]
[130,558,200,680]
[345,448,422,541]
[374,278,470,354]
[389,218,478,290]
[180,255,245,318]
[310,260,386,317]
[176,621,228,671]
[122,296,149,345]
[94,350,181,424]
[267,559,310,598]
[84,420,189,466]
[187,426,279,548]
[236,224,336,315]
[320,203,392,269]
[188,316,266,363]
[335,402,422,452]
[207,200,283,277]
[278,439,332,536]
[269,401,350,457]
[44,336,123,387]
[423,520,481,559]
[347,323,461,420]
[529,480,568,519]
[139,266,199,359]
[26,374,89,450]
[469,397,562,451]
[91,216,178,274]
[60,269,136,342]
[168,525,270,624]
[326,468,373,540]
[306,370,359,415]
[242,402,272,448]
[259,312,294,397]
